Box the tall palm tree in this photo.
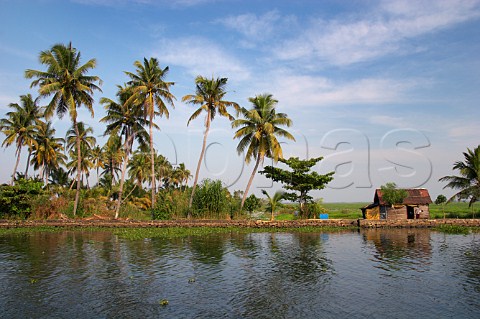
[0,94,41,184]
[182,76,239,216]
[25,43,102,215]
[124,57,175,208]
[90,145,104,186]
[439,145,480,211]
[155,154,172,191]
[30,121,66,185]
[66,122,96,189]
[100,84,149,218]
[101,135,124,186]
[232,93,295,210]
[262,189,286,221]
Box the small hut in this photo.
[361,188,432,220]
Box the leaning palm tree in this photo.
[100,84,149,218]
[0,94,41,184]
[25,43,102,215]
[30,121,66,185]
[124,57,175,208]
[262,189,286,221]
[183,76,239,216]
[439,145,480,216]
[232,94,295,210]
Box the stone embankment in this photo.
[1,218,479,229]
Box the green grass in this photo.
[433,224,471,235]
[429,202,479,219]
[322,202,367,219]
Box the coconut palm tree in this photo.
[124,57,175,208]
[101,135,124,187]
[262,189,286,221]
[128,150,150,188]
[100,84,150,217]
[155,154,172,191]
[173,163,191,191]
[90,145,104,186]
[66,122,96,189]
[0,94,42,184]
[25,43,102,215]
[183,76,239,216]
[232,93,295,210]
[439,145,480,214]
[30,121,66,185]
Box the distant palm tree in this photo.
[232,94,295,210]
[101,85,150,217]
[90,145,104,186]
[101,135,124,187]
[155,154,172,190]
[30,121,66,185]
[173,163,191,191]
[0,94,42,184]
[439,145,480,213]
[183,76,239,217]
[66,122,96,189]
[125,57,175,208]
[25,43,102,215]
[262,189,286,221]
[128,150,150,188]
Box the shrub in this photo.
[0,178,44,219]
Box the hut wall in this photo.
[418,205,430,219]
[386,206,408,220]
[365,206,380,220]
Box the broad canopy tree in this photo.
[260,156,334,218]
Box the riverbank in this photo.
[1,218,480,228]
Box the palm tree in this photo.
[124,57,175,208]
[173,163,191,191]
[232,93,295,210]
[101,135,124,186]
[30,121,66,185]
[439,145,480,215]
[90,145,104,186]
[25,43,102,215]
[183,76,239,216]
[66,122,96,189]
[128,150,150,188]
[0,94,41,184]
[262,189,286,221]
[100,84,149,218]
[155,154,172,191]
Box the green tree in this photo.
[65,122,96,189]
[0,94,42,184]
[380,182,408,206]
[183,76,239,217]
[25,43,102,216]
[128,150,150,188]
[100,84,150,218]
[232,94,295,210]
[243,194,261,216]
[439,145,480,216]
[30,121,66,185]
[90,145,104,186]
[260,157,334,218]
[262,190,286,221]
[125,57,175,208]
[101,135,124,186]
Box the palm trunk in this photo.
[73,119,81,217]
[25,149,32,178]
[149,119,156,209]
[115,135,133,219]
[240,153,262,210]
[11,145,22,185]
[188,111,211,218]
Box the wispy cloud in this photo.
[217,10,281,42]
[276,0,480,66]
[152,37,250,81]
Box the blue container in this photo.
[319,213,329,219]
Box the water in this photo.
[0,229,479,318]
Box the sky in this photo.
[0,0,479,202]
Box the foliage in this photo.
[260,157,334,218]
[380,182,408,206]
[0,178,44,219]
[439,145,480,209]
[232,93,295,209]
[306,200,328,219]
[434,224,470,235]
[435,194,447,205]
[262,190,286,221]
[191,179,229,219]
[243,194,261,214]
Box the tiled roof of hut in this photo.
[374,188,432,205]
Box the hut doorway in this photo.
[407,206,415,219]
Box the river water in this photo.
[0,229,479,318]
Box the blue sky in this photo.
[0,0,479,202]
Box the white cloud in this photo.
[255,70,415,108]
[276,0,480,66]
[151,37,250,81]
[218,10,281,41]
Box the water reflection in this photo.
[0,229,479,318]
